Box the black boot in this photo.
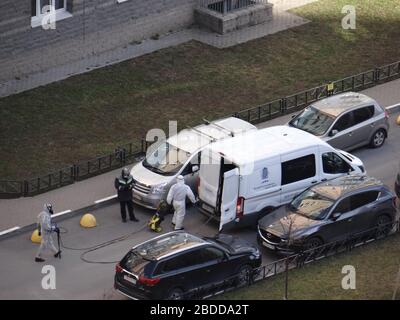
[35,257,45,262]
[130,217,139,222]
[54,251,62,258]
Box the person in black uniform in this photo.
[114,168,139,223]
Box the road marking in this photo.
[52,210,72,218]
[94,194,117,204]
[0,226,20,236]
[386,103,400,113]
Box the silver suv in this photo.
[288,92,389,151]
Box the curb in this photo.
[1,103,399,241]
[387,103,400,114]
[0,196,118,241]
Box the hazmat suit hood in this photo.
[43,203,53,215]
[176,175,184,185]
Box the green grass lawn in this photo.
[220,233,400,300]
[1,0,400,178]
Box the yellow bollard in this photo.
[80,213,97,228]
[31,229,42,244]
[396,114,400,125]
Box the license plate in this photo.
[124,275,137,285]
[263,242,275,250]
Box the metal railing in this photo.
[198,0,268,14]
[1,60,400,198]
[183,219,400,300]
[233,61,400,124]
[0,140,148,198]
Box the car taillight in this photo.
[384,110,389,119]
[236,197,245,219]
[115,263,123,273]
[138,275,160,286]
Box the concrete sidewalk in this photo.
[1,78,399,232]
[0,0,316,98]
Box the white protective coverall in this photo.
[167,176,196,230]
[36,204,58,259]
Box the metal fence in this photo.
[233,60,400,124]
[184,219,400,300]
[0,140,148,198]
[1,60,400,198]
[199,0,268,14]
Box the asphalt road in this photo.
[0,111,399,300]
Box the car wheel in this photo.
[166,288,184,300]
[304,237,323,251]
[370,129,386,148]
[375,215,392,238]
[236,264,253,287]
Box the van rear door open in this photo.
[219,168,240,231]
[199,151,222,209]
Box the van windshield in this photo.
[143,142,191,176]
[290,189,334,220]
[290,106,335,136]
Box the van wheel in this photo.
[370,129,386,148]
[166,288,184,300]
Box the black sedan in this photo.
[115,231,261,300]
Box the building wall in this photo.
[0,0,197,83]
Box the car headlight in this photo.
[250,248,260,259]
[150,182,168,194]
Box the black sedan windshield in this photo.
[290,106,335,136]
[291,189,334,220]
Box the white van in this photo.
[129,117,257,209]
[198,126,366,231]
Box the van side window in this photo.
[332,112,353,132]
[281,154,316,185]
[181,153,201,176]
[322,152,352,174]
[353,106,374,125]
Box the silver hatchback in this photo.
[288,92,390,151]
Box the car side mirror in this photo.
[331,212,341,220]
[330,129,339,137]
[192,165,199,173]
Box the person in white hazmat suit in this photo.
[35,203,60,262]
[167,175,196,230]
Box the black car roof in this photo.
[312,174,384,200]
[132,231,208,261]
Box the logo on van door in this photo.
[262,167,269,181]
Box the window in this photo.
[333,191,379,215]
[322,152,352,174]
[353,106,374,125]
[31,0,72,28]
[197,247,225,263]
[332,197,351,214]
[290,106,335,136]
[281,154,316,185]
[332,112,354,132]
[349,191,379,210]
[162,254,192,273]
